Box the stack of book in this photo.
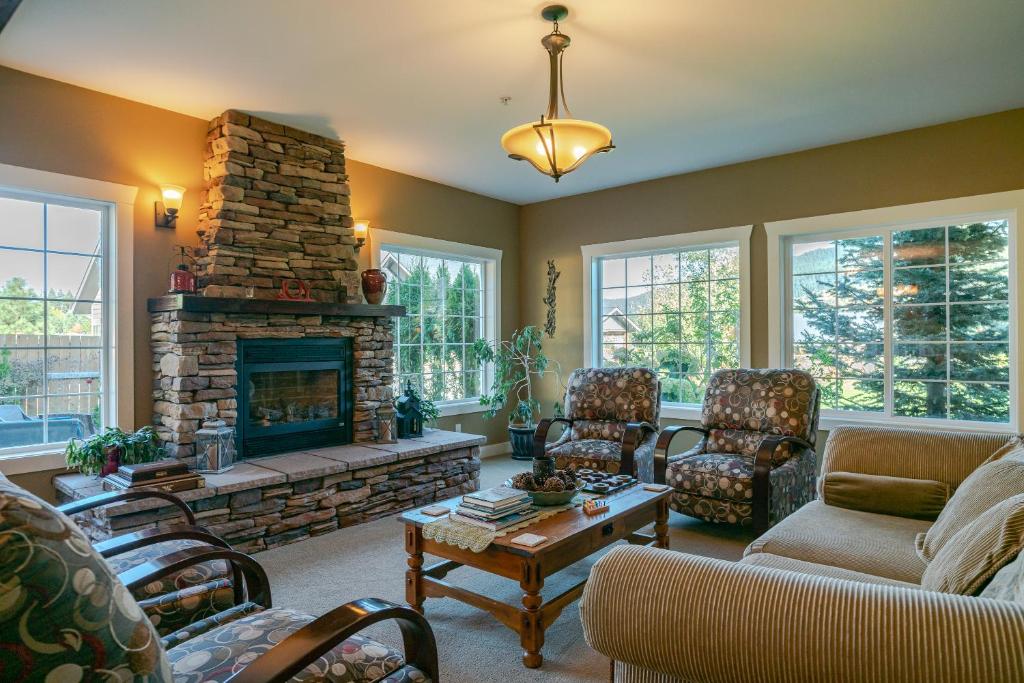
[103,460,205,493]
[450,486,538,531]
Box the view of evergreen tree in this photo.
[383,249,485,402]
[599,247,740,405]
[791,220,1010,423]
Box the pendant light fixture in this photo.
[501,5,614,182]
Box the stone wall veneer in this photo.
[196,109,359,303]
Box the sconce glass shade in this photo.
[160,184,186,213]
[501,118,613,182]
[353,219,369,239]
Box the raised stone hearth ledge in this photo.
[148,294,405,318]
[55,430,483,553]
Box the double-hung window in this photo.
[374,230,500,414]
[583,226,752,418]
[0,190,109,453]
[770,191,1021,429]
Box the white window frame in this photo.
[767,190,1023,432]
[371,228,501,417]
[0,163,136,473]
[582,225,753,420]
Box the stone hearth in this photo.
[55,431,483,553]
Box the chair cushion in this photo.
[745,500,930,583]
[667,453,754,504]
[105,538,236,635]
[0,475,171,681]
[915,450,1024,562]
[166,607,421,682]
[701,369,820,449]
[562,367,660,426]
[548,438,623,463]
[739,552,921,589]
[921,493,1024,595]
[549,430,658,481]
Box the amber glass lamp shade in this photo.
[501,118,613,182]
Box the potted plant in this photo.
[65,426,165,477]
[474,326,560,460]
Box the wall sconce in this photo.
[156,184,185,228]
[353,218,369,253]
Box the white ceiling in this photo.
[1,0,1022,204]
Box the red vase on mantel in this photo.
[361,269,388,305]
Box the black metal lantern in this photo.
[395,381,424,438]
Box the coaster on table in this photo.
[510,532,548,548]
[421,505,449,516]
[643,484,670,492]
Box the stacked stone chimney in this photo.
[195,110,360,303]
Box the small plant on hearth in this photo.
[65,426,164,477]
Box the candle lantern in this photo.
[395,381,424,438]
[195,419,235,473]
[169,245,197,294]
[376,404,398,444]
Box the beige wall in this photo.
[0,66,519,496]
[519,108,1024,447]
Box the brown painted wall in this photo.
[519,108,1024,439]
[0,66,519,496]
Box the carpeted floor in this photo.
[259,455,753,682]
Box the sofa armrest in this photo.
[819,425,1016,490]
[581,545,1024,683]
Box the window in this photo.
[583,226,752,417]
[374,230,500,413]
[0,191,109,453]
[768,191,1022,430]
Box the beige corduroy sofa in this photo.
[579,425,1024,683]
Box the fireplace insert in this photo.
[236,338,353,458]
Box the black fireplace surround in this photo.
[236,338,353,458]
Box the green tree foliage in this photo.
[0,277,93,335]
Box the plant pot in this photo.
[100,445,122,477]
[508,424,537,461]
[361,268,388,305]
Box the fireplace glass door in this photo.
[236,338,353,458]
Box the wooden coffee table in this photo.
[400,485,671,668]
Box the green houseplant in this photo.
[65,426,165,477]
[474,325,560,460]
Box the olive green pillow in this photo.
[822,471,949,520]
[921,493,1024,594]
[916,449,1024,562]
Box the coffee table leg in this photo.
[655,497,670,549]
[405,524,425,614]
[520,559,544,668]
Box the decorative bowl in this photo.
[505,479,582,507]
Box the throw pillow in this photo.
[916,451,1024,561]
[822,471,949,520]
[982,437,1024,465]
[921,493,1024,594]
[980,551,1024,604]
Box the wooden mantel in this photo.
[148,294,406,317]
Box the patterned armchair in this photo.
[0,473,438,682]
[58,488,240,637]
[535,367,661,482]
[654,369,820,534]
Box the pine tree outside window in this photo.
[786,217,1014,425]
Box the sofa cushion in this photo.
[165,607,421,682]
[916,449,1024,562]
[739,552,920,589]
[821,472,949,521]
[745,500,930,583]
[921,493,1024,595]
[980,551,1024,603]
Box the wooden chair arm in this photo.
[97,524,244,606]
[620,422,659,479]
[532,417,574,458]
[653,426,709,484]
[119,545,271,609]
[752,435,814,535]
[58,489,196,525]
[224,598,439,683]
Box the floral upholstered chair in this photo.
[535,367,661,482]
[58,489,240,638]
[654,369,820,534]
[0,473,438,682]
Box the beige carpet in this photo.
[259,455,753,682]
